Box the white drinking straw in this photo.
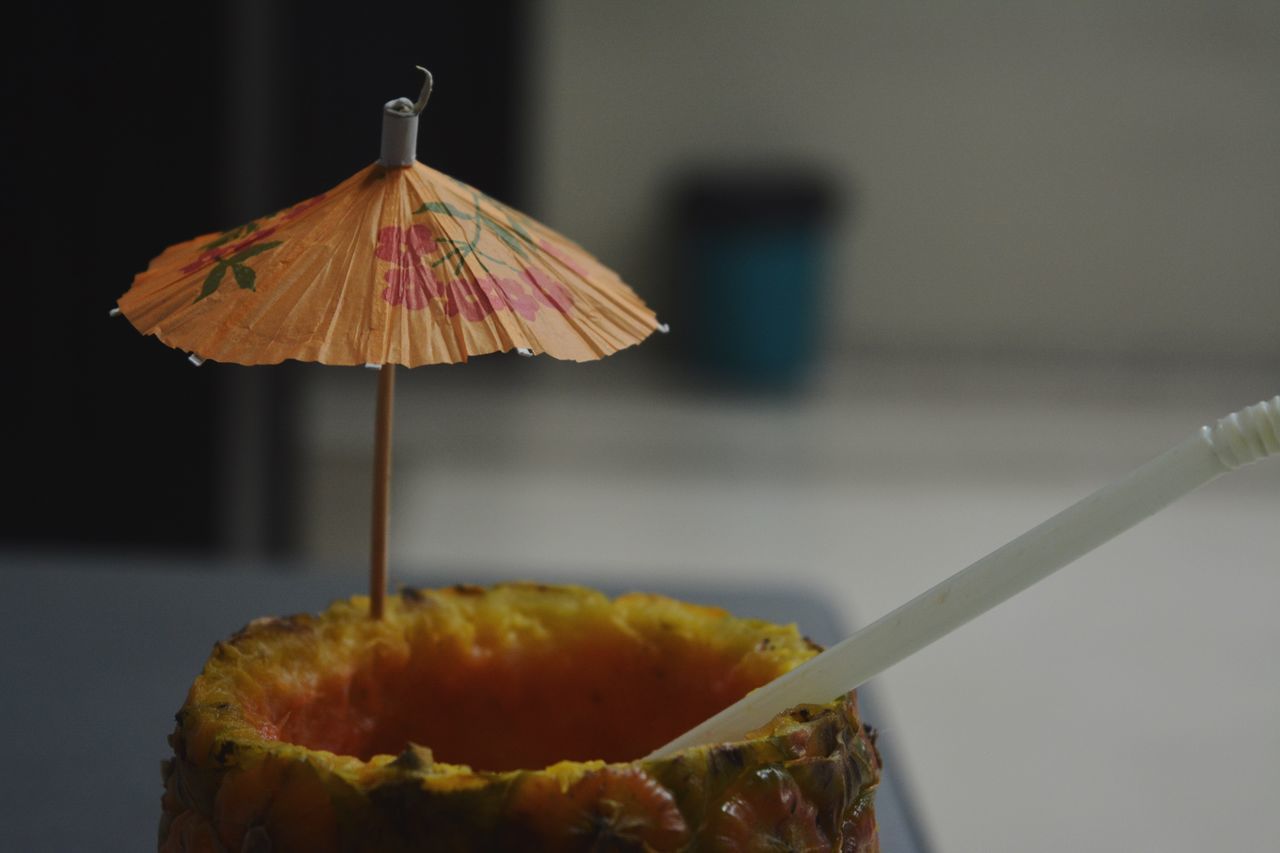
[649,395,1280,759]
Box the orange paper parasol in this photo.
[119,84,656,364]
[116,69,662,614]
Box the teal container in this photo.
[674,174,836,389]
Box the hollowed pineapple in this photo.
[161,583,881,852]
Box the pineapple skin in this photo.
[161,584,881,852]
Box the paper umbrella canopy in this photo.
[117,90,660,367]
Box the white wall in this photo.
[529,1,1280,360]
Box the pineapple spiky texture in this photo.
[161,583,881,852]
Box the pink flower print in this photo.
[375,224,437,264]
[182,226,280,275]
[377,225,444,309]
[433,275,547,322]
[538,238,589,278]
[523,268,575,315]
[490,276,542,322]
[373,223,576,321]
[442,278,495,322]
[503,279,545,321]
[382,261,442,310]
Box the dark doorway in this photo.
[1,1,531,557]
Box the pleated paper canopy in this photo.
[118,162,660,365]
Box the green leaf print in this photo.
[505,213,534,244]
[414,201,473,219]
[484,215,530,260]
[232,265,256,291]
[196,263,229,301]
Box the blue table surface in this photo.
[0,553,932,852]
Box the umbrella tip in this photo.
[656,321,670,334]
[515,347,534,358]
[383,67,433,118]
[412,66,433,115]
[380,66,433,167]
[108,306,121,318]
[187,354,204,367]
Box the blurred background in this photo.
[4,1,1279,851]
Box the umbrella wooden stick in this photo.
[370,365,396,619]
[648,395,1280,758]
[368,68,430,619]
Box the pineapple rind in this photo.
[161,583,880,851]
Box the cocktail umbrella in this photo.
[117,69,662,616]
